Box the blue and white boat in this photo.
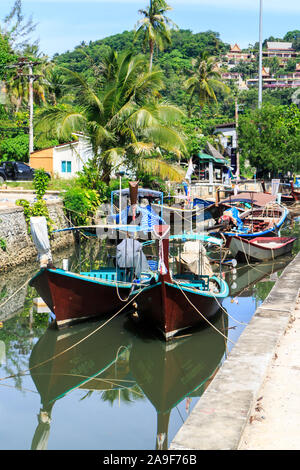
[218,204,289,247]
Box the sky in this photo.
[0,0,299,57]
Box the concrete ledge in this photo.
[170,252,300,450]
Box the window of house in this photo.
[61,161,72,173]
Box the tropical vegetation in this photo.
[0,0,299,186]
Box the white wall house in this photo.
[30,134,94,179]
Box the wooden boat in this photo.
[291,181,300,201]
[229,236,296,262]
[193,191,278,223]
[29,182,168,329]
[261,181,297,204]
[29,221,158,329]
[110,185,165,225]
[219,203,289,245]
[130,226,229,341]
[151,201,200,234]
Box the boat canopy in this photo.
[221,192,276,207]
[142,232,224,247]
[195,152,229,165]
[52,224,145,234]
[111,188,163,199]
[170,233,224,246]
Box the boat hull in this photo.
[222,204,289,243]
[229,236,296,262]
[292,191,300,201]
[133,278,227,340]
[29,268,134,328]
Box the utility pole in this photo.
[6,57,41,156]
[258,0,263,108]
[235,96,240,180]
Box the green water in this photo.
[0,218,299,450]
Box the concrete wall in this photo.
[0,201,73,272]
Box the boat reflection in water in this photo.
[29,314,133,450]
[225,255,293,299]
[29,307,228,450]
[128,309,228,450]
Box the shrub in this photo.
[62,187,101,226]
[33,168,49,200]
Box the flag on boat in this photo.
[185,158,194,182]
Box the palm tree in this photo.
[35,49,186,184]
[134,0,177,71]
[184,52,230,116]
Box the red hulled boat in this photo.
[131,226,229,340]
[229,236,296,262]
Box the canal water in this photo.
[0,218,299,450]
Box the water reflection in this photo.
[29,315,133,449]
[225,256,293,299]
[29,310,228,450]
[128,311,228,449]
[0,219,299,450]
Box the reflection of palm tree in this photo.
[134,0,177,71]
[36,49,186,184]
[101,384,145,406]
[184,52,230,115]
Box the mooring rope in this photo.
[0,288,144,383]
[0,278,31,311]
[173,278,235,345]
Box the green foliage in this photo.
[0,34,17,79]
[238,103,300,177]
[0,133,29,161]
[62,187,101,226]
[0,237,6,251]
[16,198,53,234]
[15,167,52,234]
[179,113,230,158]
[32,168,49,200]
[76,160,108,197]
[36,49,186,184]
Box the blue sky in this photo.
[1,0,300,57]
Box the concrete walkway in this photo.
[0,189,61,207]
[170,252,300,451]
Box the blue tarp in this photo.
[223,207,245,231]
[112,205,165,232]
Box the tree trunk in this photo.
[149,39,154,72]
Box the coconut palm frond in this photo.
[60,66,104,116]
[35,106,87,140]
[101,147,127,166]
[139,157,185,182]
[129,141,155,156]
[145,124,187,155]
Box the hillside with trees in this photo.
[0,0,299,183]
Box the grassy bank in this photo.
[3,178,78,192]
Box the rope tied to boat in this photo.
[173,278,235,345]
[0,287,144,384]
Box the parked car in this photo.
[0,161,51,184]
